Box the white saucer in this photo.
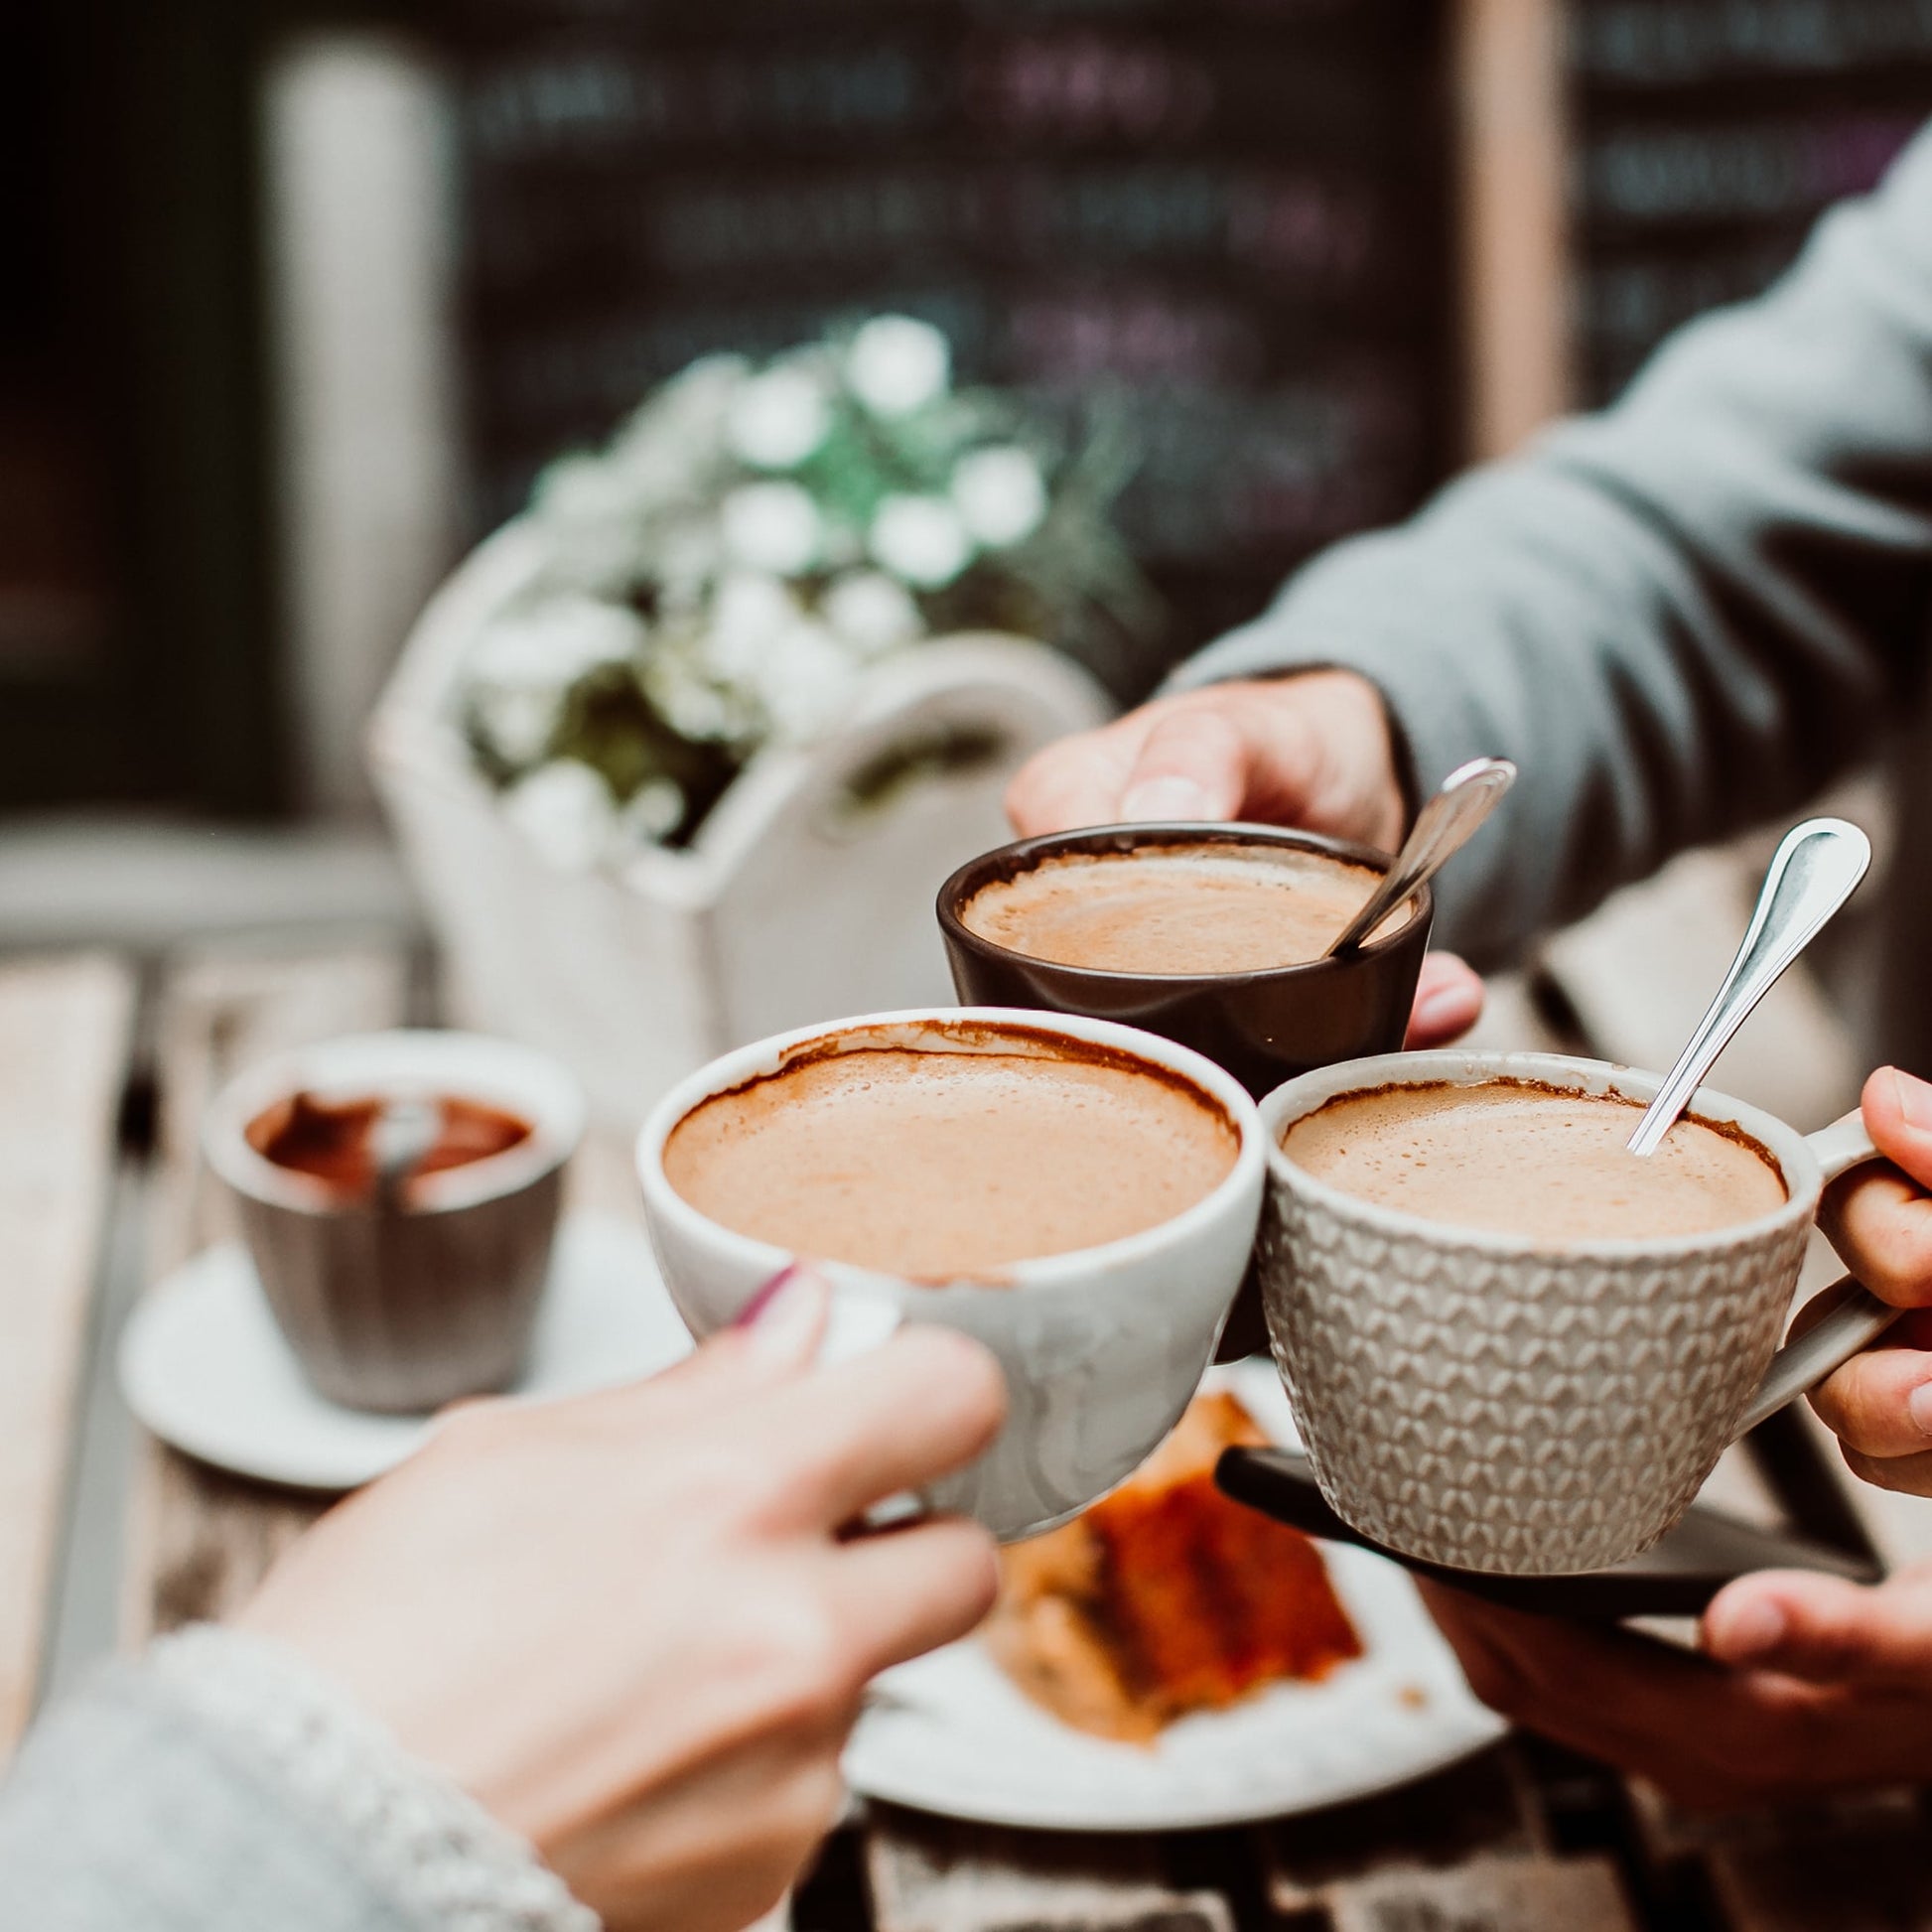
[844,1359,1505,1831]
[119,1213,694,1491]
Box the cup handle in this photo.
[784,1271,926,1529]
[1731,1115,1898,1438]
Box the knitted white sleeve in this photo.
[147,1624,600,1932]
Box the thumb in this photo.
[1704,1566,1932,1688]
[1118,708,1255,823]
[1863,1067,1932,1193]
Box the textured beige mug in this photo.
[1258,1049,1898,1575]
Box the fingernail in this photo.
[1888,1067,1932,1133]
[1909,1382,1932,1441]
[1120,776,1213,822]
[740,1265,828,1367]
[1412,988,1459,1032]
[1713,1597,1785,1660]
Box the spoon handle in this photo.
[1624,817,1871,1157]
[1327,757,1516,956]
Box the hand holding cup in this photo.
[1000,672,1485,1048]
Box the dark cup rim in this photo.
[936,821,1433,989]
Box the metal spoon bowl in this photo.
[1325,757,1517,957]
[1624,817,1871,1156]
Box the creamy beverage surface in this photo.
[960,845,1407,975]
[664,1040,1239,1277]
[1282,1080,1786,1244]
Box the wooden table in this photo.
[7,936,1932,1932]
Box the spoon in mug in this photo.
[1324,757,1517,956]
[370,1094,441,1213]
[1625,817,1871,1157]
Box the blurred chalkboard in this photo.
[442,0,1456,695]
[1569,0,1932,403]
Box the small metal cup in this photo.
[203,1032,585,1413]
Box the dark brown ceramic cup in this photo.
[937,823,1433,1101]
[204,1032,585,1414]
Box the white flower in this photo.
[652,514,725,595]
[471,683,560,767]
[501,759,617,871]
[528,460,659,590]
[756,621,860,739]
[847,316,950,418]
[704,573,802,678]
[618,777,685,845]
[647,656,739,743]
[469,596,648,689]
[534,452,649,528]
[951,445,1048,547]
[869,494,971,588]
[466,597,647,767]
[821,571,923,656]
[728,363,831,470]
[598,353,752,512]
[623,353,750,452]
[721,481,821,575]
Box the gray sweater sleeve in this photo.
[0,1630,596,1932]
[0,1664,418,1932]
[1172,123,1932,968]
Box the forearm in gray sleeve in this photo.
[0,1630,597,1932]
[1172,124,1932,967]
[0,1665,417,1932]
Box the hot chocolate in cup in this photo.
[1258,1049,1899,1576]
[937,824,1433,1101]
[204,1032,584,1413]
[636,1008,1267,1542]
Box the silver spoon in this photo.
[370,1094,441,1213]
[1325,757,1517,956]
[1625,817,1871,1156]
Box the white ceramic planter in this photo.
[367,522,1110,1127]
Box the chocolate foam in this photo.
[959,844,1407,976]
[664,1029,1239,1278]
[1281,1078,1786,1245]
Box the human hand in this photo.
[1804,1067,1932,1494]
[1005,672,1482,1048]
[1420,1563,1932,1807]
[241,1271,1006,1932]
[1006,672,1407,850]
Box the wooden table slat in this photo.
[1700,1792,1932,1932]
[1260,1744,1548,1915]
[122,945,411,1644]
[1323,1853,1640,1932]
[0,953,136,1754]
[864,1811,1233,1932]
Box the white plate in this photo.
[119,1213,693,1491]
[843,1358,1503,1831]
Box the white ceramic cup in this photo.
[636,1008,1267,1542]
[1258,1049,1897,1576]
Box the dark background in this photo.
[3,0,1927,816]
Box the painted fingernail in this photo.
[1713,1597,1785,1660]
[1120,776,1213,822]
[1908,1382,1932,1441]
[1887,1066,1932,1133]
[741,1265,829,1367]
